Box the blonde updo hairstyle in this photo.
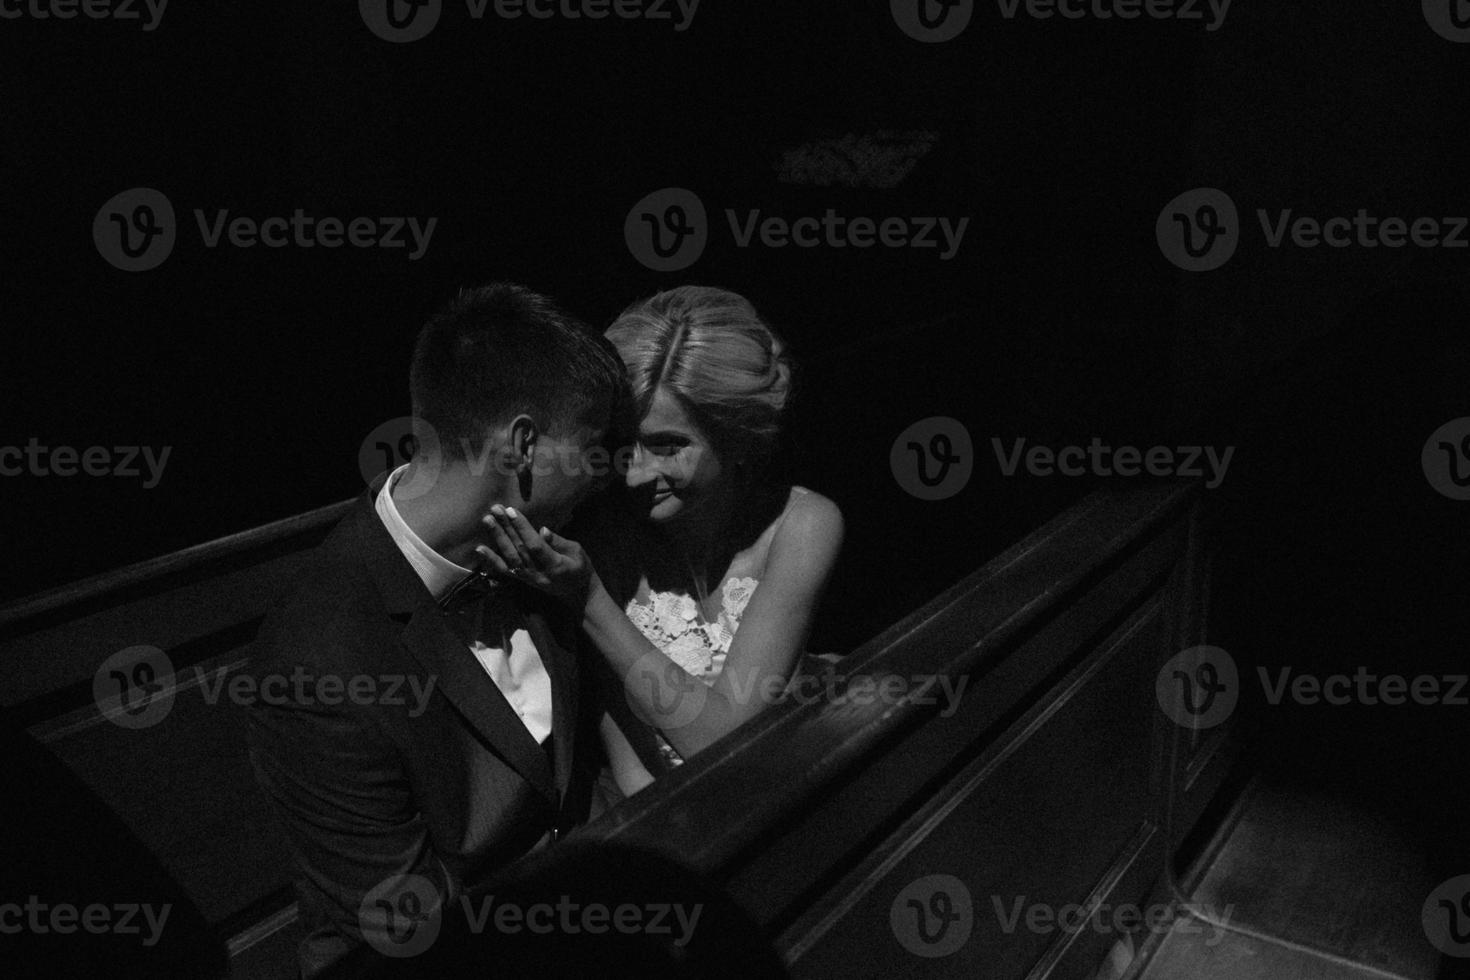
[606,285,794,476]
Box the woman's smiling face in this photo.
[623,388,725,523]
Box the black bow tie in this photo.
[437,562,505,612]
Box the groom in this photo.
[246,282,626,978]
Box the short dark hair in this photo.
[410,282,626,460]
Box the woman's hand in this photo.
[477,505,596,608]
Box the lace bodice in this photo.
[624,576,758,686]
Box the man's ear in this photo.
[507,414,539,467]
[506,415,539,503]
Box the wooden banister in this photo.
[0,497,355,636]
[496,480,1212,979]
[2,479,1217,980]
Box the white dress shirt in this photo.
[375,465,553,743]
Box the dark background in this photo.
[3,0,1467,838]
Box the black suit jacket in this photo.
[246,484,597,978]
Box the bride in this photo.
[477,285,843,796]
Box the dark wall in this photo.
[5,2,1465,672]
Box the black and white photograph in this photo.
[2,2,1468,977]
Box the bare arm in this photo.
[480,495,844,759]
[599,712,656,797]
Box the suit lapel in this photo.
[399,606,556,803]
[523,603,577,802]
[348,482,558,805]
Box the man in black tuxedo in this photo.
[246,282,626,978]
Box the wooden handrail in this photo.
[0,497,356,633]
[522,480,1197,877]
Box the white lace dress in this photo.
[624,576,759,767]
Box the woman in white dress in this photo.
[477,285,844,797]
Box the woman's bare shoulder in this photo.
[779,486,842,536]
[759,486,843,563]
